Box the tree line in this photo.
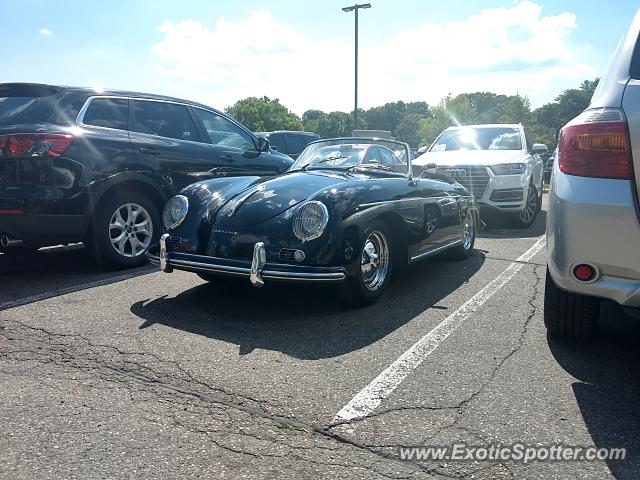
[225,78,599,149]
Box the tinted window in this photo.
[0,91,84,126]
[285,134,308,154]
[132,100,199,141]
[431,127,522,151]
[267,133,286,152]
[82,98,128,130]
[194,108,255,150]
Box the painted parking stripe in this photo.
[0,268,155,311]
[334,235,546,422]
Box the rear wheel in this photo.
[339,223,393,307]
[544,269,599,339]
[89,191,159,269]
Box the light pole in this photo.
[342,3,371,131]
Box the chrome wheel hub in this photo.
[360,231,390,292]
[109,203,153,258]
[462,213,475,250]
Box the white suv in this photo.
[545,10,640,338]
[415,124,546,228]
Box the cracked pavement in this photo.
[1,199,639,479]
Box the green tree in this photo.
[225,96,303,132]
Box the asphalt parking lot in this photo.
[1,196,639,480]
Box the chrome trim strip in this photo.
[150,251,346,283]
[410,239,464,264]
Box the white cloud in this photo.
[151,2,596,114]
[39,28,52,36]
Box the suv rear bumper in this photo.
[547,167,640,307]
[0,213,88,246]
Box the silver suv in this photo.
[545,11,640,338]
[415,124,546,228]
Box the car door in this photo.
[413,173,463,254]
[128,99,220,191]
[191,107,281,177]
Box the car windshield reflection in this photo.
[291,138,410,175]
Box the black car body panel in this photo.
[149,138,478,287]
[0,83,293,249]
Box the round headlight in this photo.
[162,195,189,229]
[293,201,329,242]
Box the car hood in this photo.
[414,150,528,167]
[212,170,348,227]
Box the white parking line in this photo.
[334,235,546,422]
[0,268,155,311]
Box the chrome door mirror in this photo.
[257,136,270,152]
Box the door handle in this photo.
[140,147,158,156]
[220,154,234,162]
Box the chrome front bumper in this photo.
[147,234,346,288]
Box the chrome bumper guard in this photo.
[148,234,346,288]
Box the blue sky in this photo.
[3,0,638,114]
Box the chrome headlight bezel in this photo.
[490,163,526,175]
[293,201,329,242]
[162,195,189,229]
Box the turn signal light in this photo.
[558,109,632,179]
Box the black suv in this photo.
[0,83,293,267]
[255,130,320,160]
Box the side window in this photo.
[378,147,398,165]
[131,100,199,141]
[285,134,306,154]
[365,147,382,163]
[268,133,287,152]
[82,98,128,130]
[193,108,255,150]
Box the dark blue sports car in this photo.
[147,138,479,306]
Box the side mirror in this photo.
[531,143,548,155]
[257,136,270,152]
[422,163,438,176]
[417,146,428,155]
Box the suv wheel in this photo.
[90,191,160,268]
[544,269,599,339]
[513,183,539,228]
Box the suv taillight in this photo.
[0,133,73,159]
[558,108,632,179]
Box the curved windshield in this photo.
[291,138,410,175]
[431,127,522,151]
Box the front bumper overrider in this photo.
[147,234,346,288]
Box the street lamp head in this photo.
[342,3,371,12]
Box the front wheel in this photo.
[513,183,539,228]
[339,223,393,307]
[448,211,476,260]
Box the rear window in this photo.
[0,88,85,126]
[82,98,129,130]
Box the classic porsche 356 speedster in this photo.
[147,138,479,306]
